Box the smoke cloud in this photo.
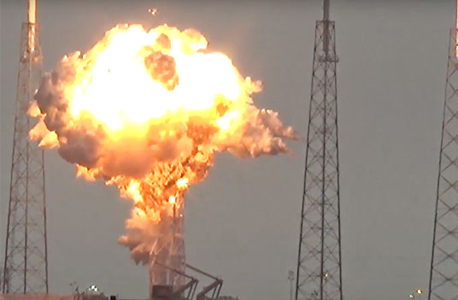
[29,24,298,264]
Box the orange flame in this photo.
[29,24,296,263]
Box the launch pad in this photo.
[149,263,222,300]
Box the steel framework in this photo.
[428,27,458,300]
[2,4,49,293]
[149,202,185,294]
[295,1,343,300]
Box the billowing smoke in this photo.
[29,24,297,265]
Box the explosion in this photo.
[29,24,297,268]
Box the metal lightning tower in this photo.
[295,0,343,300]
[2,0,48,294]
[428,1,458,299]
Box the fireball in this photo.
[29,24,297,263]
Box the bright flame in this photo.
[176,178,189,189]
[30,24,297,264]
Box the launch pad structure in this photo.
[147,201,223,300]
[149,203,186,290]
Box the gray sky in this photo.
[0,0,453,299]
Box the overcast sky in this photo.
[0,0,454,300]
